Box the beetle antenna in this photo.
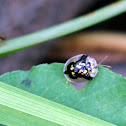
[98,53,110,65]
[100,64,111,68]
[98,53,111,68]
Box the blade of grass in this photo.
[0,81,115,126]
[0,1,126,56]
[0,104,58,126]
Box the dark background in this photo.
[0,0,126,76]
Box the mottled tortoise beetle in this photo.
[63,54,98,85]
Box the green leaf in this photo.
[0,63,125,125]
[0,1,126,56]
[0,103,58,126]
[0,81,114,126]
[0,124,6,126]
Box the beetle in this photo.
[63,54,98,87]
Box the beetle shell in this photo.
[63,54,98,84]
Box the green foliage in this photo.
[0,124,6,126]
[0,75,114,126]
[0,1,126,56]
[0,63,126,125]
[0,103,58,126]
[0,1,126,126]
